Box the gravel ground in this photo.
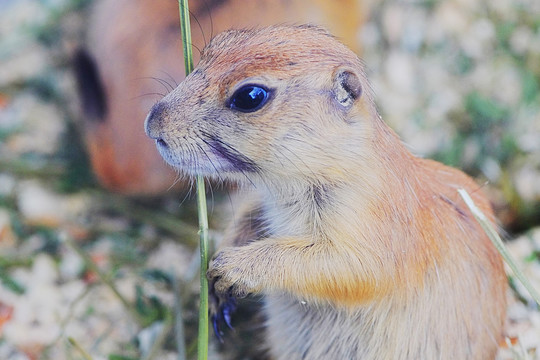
[0,0,539,359]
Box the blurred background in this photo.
[0,0,539,359]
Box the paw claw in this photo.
[212,313,224,343]
[207,248,256,340]
[209,291,237,341]
[222,296,237,330]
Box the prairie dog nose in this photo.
[144,101,166,140]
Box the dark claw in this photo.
[212,313,224,343]
[211,292,237,341]
[222,296,237,329]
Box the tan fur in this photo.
[81,0,363,194]
[145,25,507,359]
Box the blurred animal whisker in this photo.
[131,92,167,101]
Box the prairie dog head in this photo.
[145,25,378,186]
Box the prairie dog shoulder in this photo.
[145,25,507,360]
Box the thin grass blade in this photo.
[178,1,210,359]
[458,188,540,306]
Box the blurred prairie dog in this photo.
[75,0,362,195]
[144,25,507,359]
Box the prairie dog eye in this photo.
[229,85,270,112]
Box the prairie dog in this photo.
[144,25,507,359]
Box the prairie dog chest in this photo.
[260,188,326,239]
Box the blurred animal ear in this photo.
[332,68,362,108]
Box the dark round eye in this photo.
[229,85,270,113]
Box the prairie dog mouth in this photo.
[200,132,259,173]
[154,132,258,177]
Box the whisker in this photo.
[152,76,175,93]
[195,144,215,185]
[274,145,307,176]
[135,76,174,93]
[130,92,166,100]
[203,0,214,42]
[200,131,259,171]
[189,41,203,58]
[200,137,257,188]
[206,178,216,216]
[188,142,199,175]
[167,169,186,192]
[195,143,224,215]
[189,9,206,46]
[277,143,318,181]
[178,176,195,207]
[159,70,179,87]
[195,142,226,185]
[237,168,257,188]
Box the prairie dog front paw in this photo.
[207,248,255,298]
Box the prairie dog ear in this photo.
[332,68,362,108]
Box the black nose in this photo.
[144,102,166,140]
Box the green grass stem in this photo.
[195,176,210,359]
[458,189,540,306]
[178,1,210,359]
[67,337,94,360]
